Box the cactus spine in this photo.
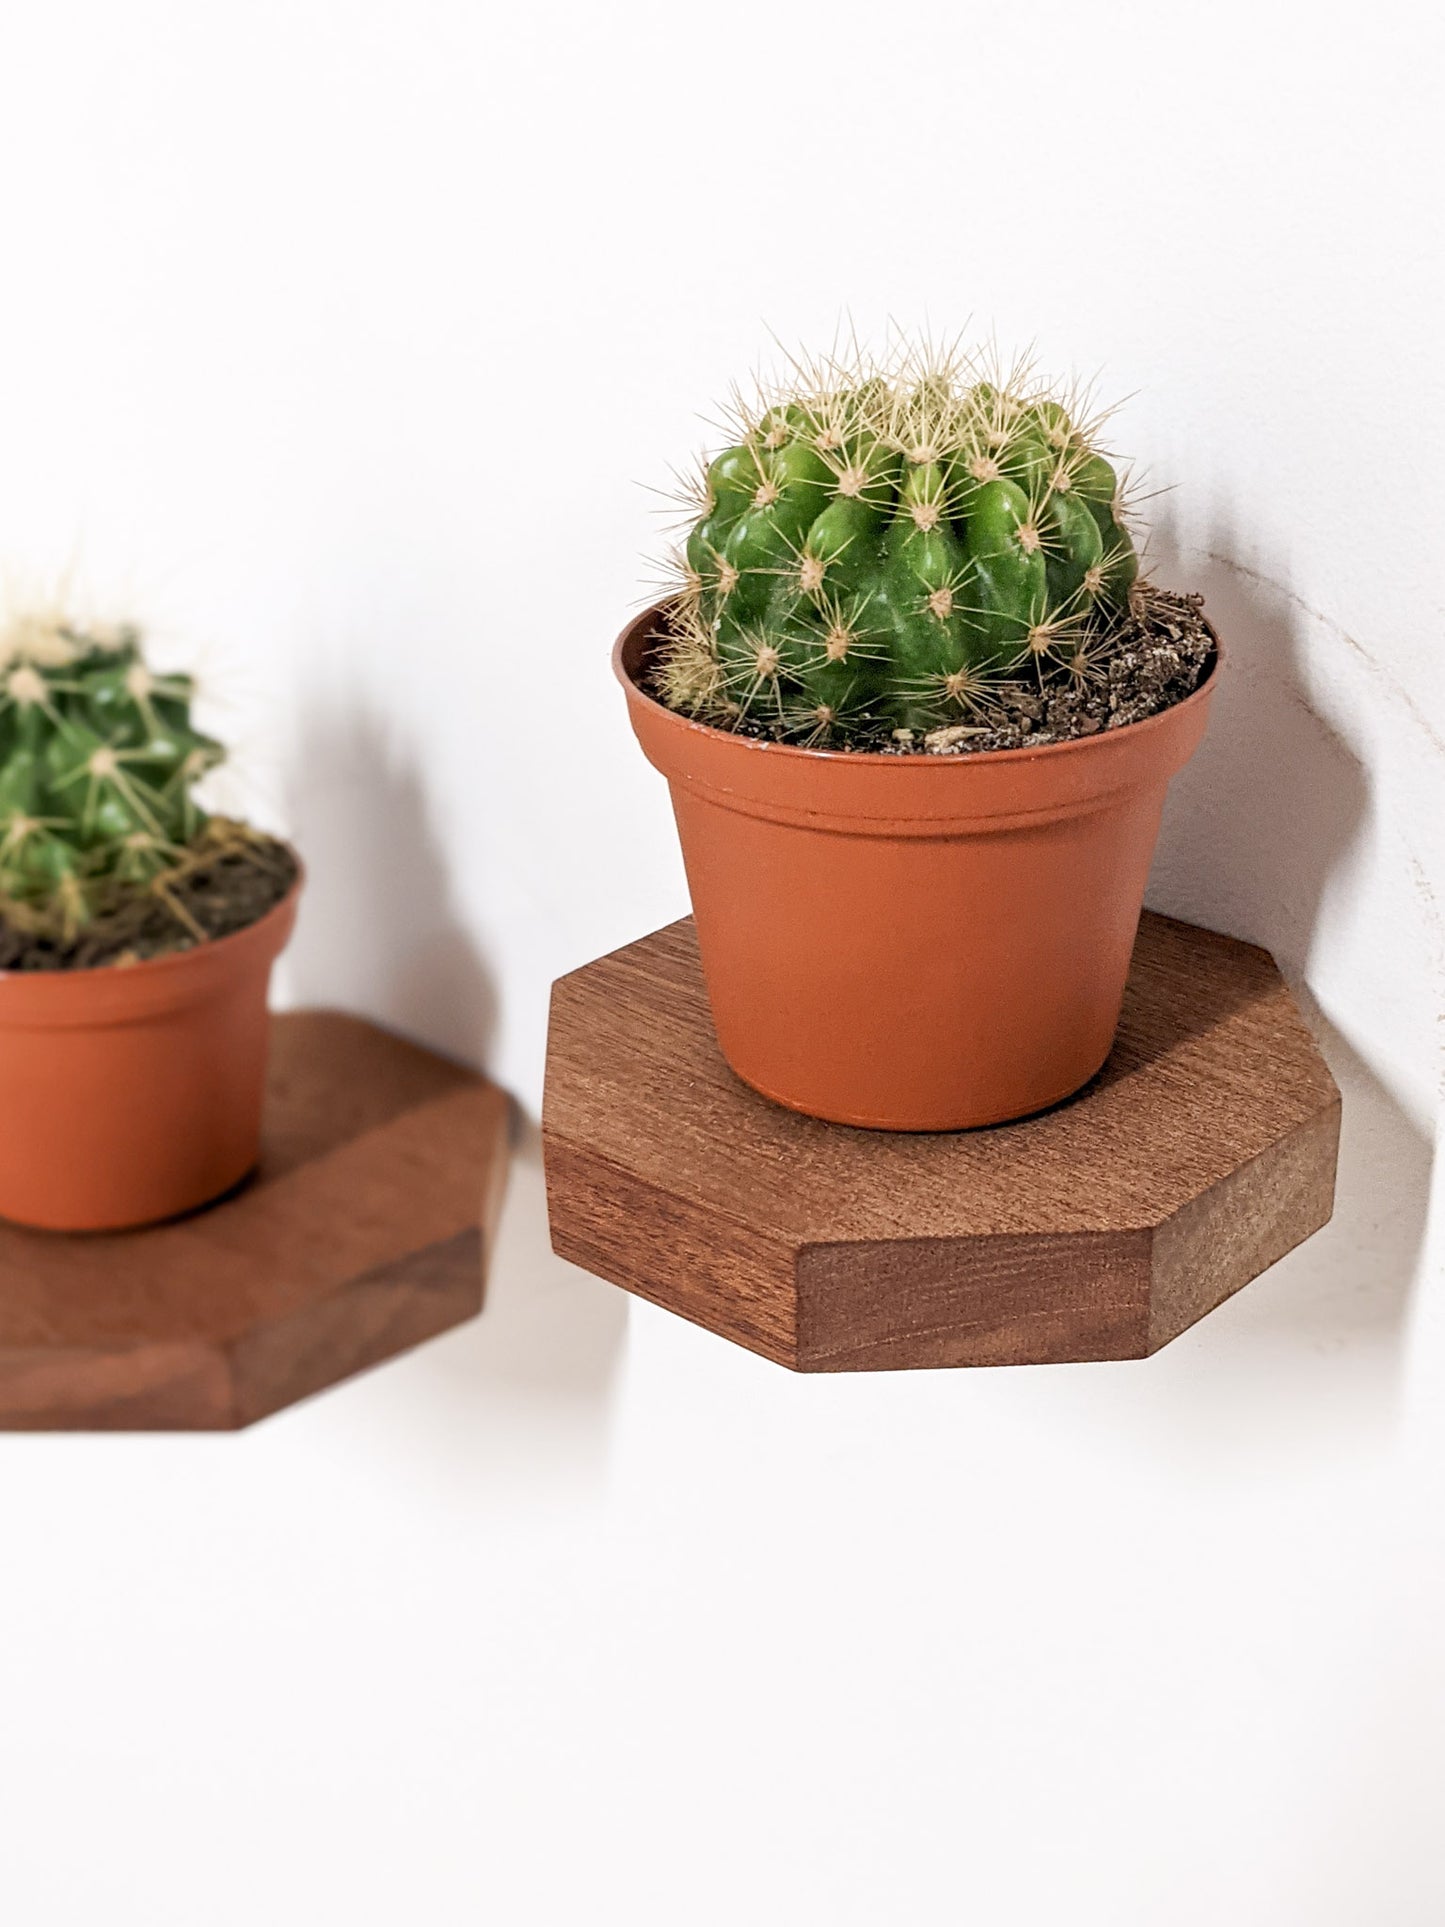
[0,611,226,940]
[660,343,1142,742]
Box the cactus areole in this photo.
[620,337,1221,1129]
[0,609,300,1230]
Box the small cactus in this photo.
[657,340,1144,743]
[0,610,227,941]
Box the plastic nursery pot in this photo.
[0,868,302,1231]
[616,610,1222,1132]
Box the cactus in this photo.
[658,341,1143,743]
[0,610,227,941]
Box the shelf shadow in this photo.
[404,1127,628,1461]
[302,1128,627,1492]
[1073,1002,1436,1460]
[279,696,627,1479]
[1248,994,1434,1358]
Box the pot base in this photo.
[725,1049,1115,1134]
[0,1156,257,1236]
[543,911,1341,1372]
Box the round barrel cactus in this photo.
[0,613,225,938]
[658,345,1142,741]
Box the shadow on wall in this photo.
[1146,504,1371,986]
[1277,996,1434,1359]
[366,1129,629,1494]
[281,695,629,1464]
[1127,509,1437,1435]
[283,697,499,1069]
[1070,1004,1436,1465]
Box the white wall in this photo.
[0,4,1441,1923]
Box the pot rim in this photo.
[0,845,305,989]
[614,600,1223,769]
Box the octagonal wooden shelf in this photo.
[0,1013,510,1429]
[543,913,1341,1371]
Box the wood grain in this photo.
[0,1012,511,1429]
[543,913,1341,1371]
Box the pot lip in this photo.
[614,600,1223,768]
[0,844,305,990]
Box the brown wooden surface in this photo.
[543,913,1341,1371]
[0,1012,510,1429]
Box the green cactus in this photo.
[659,343,1143,742]
[0,612,226,940]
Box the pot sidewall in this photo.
[616,608,1219,1130]
[0,872,302,1230]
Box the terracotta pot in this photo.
[617,610,1221,1131]
[0,870,302,1230]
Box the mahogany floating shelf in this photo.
[543,913,1340,1371]
[0,1013,509,1429]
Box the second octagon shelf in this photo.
[542,912,1341,1372]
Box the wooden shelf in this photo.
[543,913,1340,1371]
[0,1013,509,1429]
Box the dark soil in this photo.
[0,835,299,973]
[905,589,1215,756]
[653,587,1215,755]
